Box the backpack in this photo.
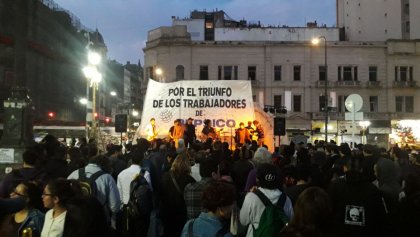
[77,167,106,197]
[252,189,289,237]
[126,169,153,220]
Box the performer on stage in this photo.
[172,119,185,148]
[184,118,196,148]
[201,119,216,141]
[253,120,265,147]
[245,121,255,141]
[145,118,158,141]
[235,122,250,147]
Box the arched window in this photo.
[176,65,184,80]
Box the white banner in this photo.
[136,79,255,139]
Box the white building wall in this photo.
[410,0,420,39]
[214,28,339,42]
[337,0,402,41]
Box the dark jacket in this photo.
[328,171,388,237]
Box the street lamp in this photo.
[359,121,371,144]
[312,36,328,142]
[155,67,163,81]
[83,51,102,140]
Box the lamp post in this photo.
[312,36,328,142]
[83,51,102,140]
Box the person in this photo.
[245,121,255,141]
[202,119,216,141]
[0,197,26,237]
[62,196,112,237]
[235,122,251,147]
[106,144,127,181]
[283,165,311,206]
[253,120,264,147]
[240,163,293,237]
[173,119,185,149]
[181,181,236,237]
[159,153,196,237]
[184,157,219,219]
[145,118,158,142]
[184,118,196,148]
[117,149,152,206]
[280,187,336,237]
[10,181,45,237]
[67,155,121,228]
[0,149,46,198]
[328,156,388,237]
[41,178,82,237]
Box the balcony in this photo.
[316,81,335,88]
[366,81,381,87]
[336,81,361,87]
[393,81,417,88]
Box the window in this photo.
[319,95,327,112]
[248,66,256,81]
[218,65,238,80]
[405,3,410,14]
[338,66,358,81]
[406,21,410,33]
[293,95,301,112]
[274,65,282,81]
[319,66,326,81]
[337,95,348,112]
[293,65,301,81]
[147,67,155,79]
[369,96,378,112]
[176,65,184,80]
[395,66,413,81]
[252,95,256,102]
[200,65,208,80]
[396,96,414,112]
[273,95,282,108]
[369,66,377,81]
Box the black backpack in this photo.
[77,167,106,198]
[126,169,153,220]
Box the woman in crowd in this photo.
[41,178,81,237]
[181,181,236,237]
[280,187,335,237]
[10,181,45,237]
[159,153,196,237]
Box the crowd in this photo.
[0,134,420,237]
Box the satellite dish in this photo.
[345,94,363,112]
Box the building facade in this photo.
[143,6,420,147]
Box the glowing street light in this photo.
[110,91,117,96]
[79,98,88,105]
[312,36,328,142]
[88,51,101,65]
[359,121,371,144]
[155,68,163,76]
[132,110,139,117]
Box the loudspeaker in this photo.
[274,117,286,136]
[115,114,127,133]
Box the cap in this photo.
[0,197,25,217]
[257,163,279,189]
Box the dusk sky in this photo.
[54,0,336,65]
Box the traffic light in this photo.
[105,117,110,123]
[48,112,55,118]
